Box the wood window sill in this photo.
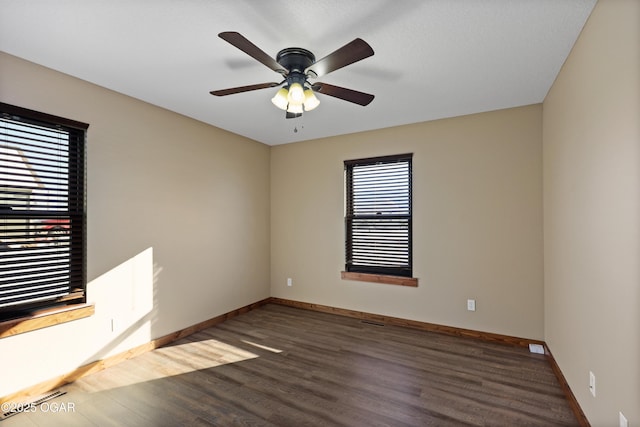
[0,303,95,339]
[341,271,418,287]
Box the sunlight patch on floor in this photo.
[241,340,283,353]
[156,339,260,374]
[73,338,259,392]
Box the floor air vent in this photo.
[528,343,546,354]
[361,320,385,327]
[0,390,66,421]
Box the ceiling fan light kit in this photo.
[210,32,375,119]
[271,83,320,114]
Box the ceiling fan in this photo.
[210,32,375,119]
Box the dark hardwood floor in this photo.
[4,304,579,426]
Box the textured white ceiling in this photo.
[0,0,597,145]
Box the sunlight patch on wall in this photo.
[84,247,157,361]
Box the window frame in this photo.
[0,102,88,321]
[344,153,414,280]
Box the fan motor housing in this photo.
[276,48,315,74]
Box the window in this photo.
[344,153,413,278]
[0,103,88,320]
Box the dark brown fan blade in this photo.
[210,82,280,96]
[306,39,374,78]
[312,83,374,106]
[219,32,286,74]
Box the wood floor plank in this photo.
[2,304,579,426]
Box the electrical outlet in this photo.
[287,278,292,287]
[589,371,596,397]
[467,299,476,311]
[619,412,628,427]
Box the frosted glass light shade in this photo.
[303,89,320,111]
[271,88,289,110]
[287,83,305,104]
[287,103,303,114]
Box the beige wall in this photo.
[271,105,544,340]
[4,3,636,424]
[0,52,271,397]
[543,0,640,425]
